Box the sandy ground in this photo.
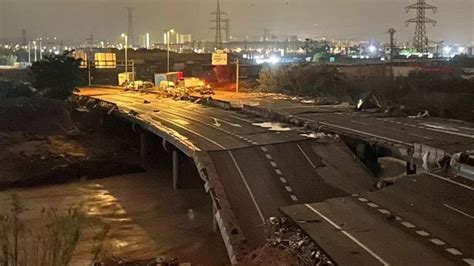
[0,171,229,265]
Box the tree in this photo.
[31,52,83,100]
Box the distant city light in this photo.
[269,56,281,64]
[443,46,452,54]
[368,45,376,53]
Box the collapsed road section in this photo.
[75,88,379,263]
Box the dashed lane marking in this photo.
[446,248,463,256]
[401,221,416,228]
[416,230,430,237]
[463,258,474,265]
[353,195,470,262]
[367,202,379,208]
[430,238,446,245]
[261,146,298,202]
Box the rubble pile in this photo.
[265,217,334,265]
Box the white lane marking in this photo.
[265,154,273,160]
[408,133,433,140]
[285,186,293,192]
[378,209,390,215]
[460,126,474,132]
[420,123,460,131]
[213,118,221,127]
[228,151,266,224]
[275,169,283,175]
[395,216,402,221]
[422,126,474,139]
[290,195,298,201]
[261,147,268,152]
[430,238,446,245]
[428,173,474,191]
[210,117,242,128]
[304,204,389,266]
[297,144,316,168]
[270,161,278,168]
[319,121,412,146]
[443,204,474,219]
[463,258,474,265]
[446,248,463,256]
[151,114,226,149]
[251,141,259,145]
[416,230,430,237]
[401,221,416,228]
[351,120,369,126]
[280,177,287,183]
[367,203,379,208]
[358,197,369,202]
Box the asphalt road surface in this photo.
[78,88,376,248]
[78,88,474,264]
[281,172,474,265]
[207,91,474,154]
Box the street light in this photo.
[121,33,128,82]
[166,29,175,73]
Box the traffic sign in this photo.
[212,52,228,66]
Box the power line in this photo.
[405,0,437,53]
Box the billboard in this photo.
[95,53,117,69]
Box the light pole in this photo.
[121,33,128,82]
[166,29,175,73]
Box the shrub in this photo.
[0,79,34,98]
[30,52,83,101]
[0,193,82,266]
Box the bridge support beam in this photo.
[140,131,147,168]
[406,161,417,175]
[173,150,179,190]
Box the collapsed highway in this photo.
[76,87,474,265]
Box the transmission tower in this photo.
[127,7,135,47]
[210,0,227,50]
[0,0,6,41]
[22,29,27,46]
[405,0,436,53]
[387,28,396,62]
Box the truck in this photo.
[118,72,135,86]
[154,74,167,87]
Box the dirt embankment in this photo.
[0,96,143,189]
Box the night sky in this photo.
[0,0,472,45]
